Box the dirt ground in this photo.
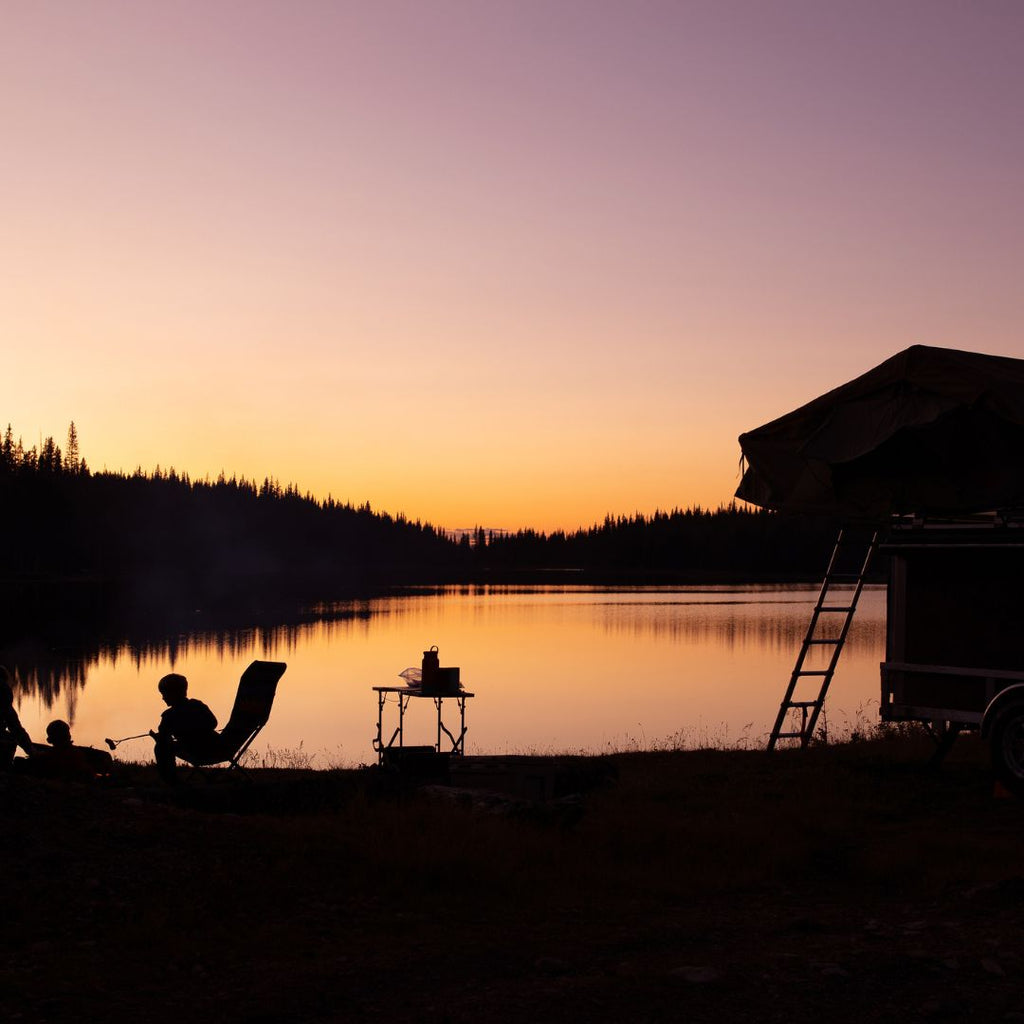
[3,731,1024,1023]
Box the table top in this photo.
[373,685,475,697]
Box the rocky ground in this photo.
[3,730,1023,1023]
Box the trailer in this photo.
[880,516,1024,791]
[735,345,1024,791]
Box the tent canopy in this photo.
[735,345,1024,519]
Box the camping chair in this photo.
[178,660,287,781]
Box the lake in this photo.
[12,584,886,766]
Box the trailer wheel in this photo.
[990,701,1024,797]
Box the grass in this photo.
[248,742,352,771]
[4,729,1023,1023]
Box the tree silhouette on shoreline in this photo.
[1,421,845,614]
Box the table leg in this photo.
[398,692,409,749]
[459,695,467,755]
[374,690,385,764]
[436,695,468,755]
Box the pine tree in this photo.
[1,425,14,473]
[66,421,80,474]
[38,437,62,473]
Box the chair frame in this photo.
[177,660,287,782]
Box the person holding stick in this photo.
[151,672,218,784]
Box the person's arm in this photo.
[4,707,33,757]
[202,702,218,732]
[154,706,175,739]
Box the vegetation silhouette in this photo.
[1,421,847,623]
[1,422,460,613]
[468,505,844,581]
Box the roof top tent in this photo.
[736,345,1024,792]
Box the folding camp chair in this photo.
[178,660,287,780]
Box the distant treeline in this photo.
[1,423,850,615]
[470,506,846,581]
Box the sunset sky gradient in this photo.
[4,1,1024,532]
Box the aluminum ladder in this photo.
[767,527,879,750]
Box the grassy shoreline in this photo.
[5,731,1023,1023]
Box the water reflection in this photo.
[591,598,882,651]
[7,585,887,761]
[1,604,381,705]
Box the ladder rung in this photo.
[785,701,820,708]
[774,731,808,739]
[806,638,840,645]
[819,605,855,613]
[825,573,861,583]
[794,670,830,677]
[834,532,876,546]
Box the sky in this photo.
[4,1,1024,533]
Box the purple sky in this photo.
[4,1,1023,530]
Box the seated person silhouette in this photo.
[30,720,114,780]
[1,668,33,769]
[151,673,218,784]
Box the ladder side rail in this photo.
[821,527,849,579]
[768,662,806,749]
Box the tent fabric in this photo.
[735,345,1024,519]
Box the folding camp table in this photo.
[372,686,474,764]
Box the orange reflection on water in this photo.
[14,586,886,763]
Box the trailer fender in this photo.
[981,684,1024,740]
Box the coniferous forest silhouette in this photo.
[1,421,845,626]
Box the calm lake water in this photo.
[14,584,886,766]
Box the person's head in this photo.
[46,720,72,748]
[158,673,189,706]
